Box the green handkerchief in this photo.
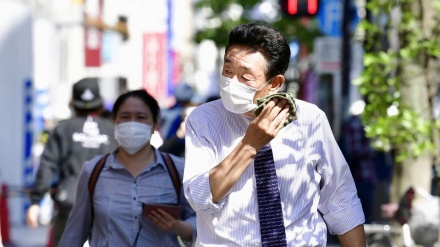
[254,92,298,126]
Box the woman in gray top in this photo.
[59,89,196,247]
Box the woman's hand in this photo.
[147,208,178,231]
[147,209,193,241]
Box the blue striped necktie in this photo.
[254,144,287,247]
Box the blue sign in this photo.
[317,0,359,37]
[23,79,34,190]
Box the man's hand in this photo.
[244,98,290,150]
[209,97,290,203]
[26,204,40,228]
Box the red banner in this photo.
[84,27,102,67]
[142,33,167,101]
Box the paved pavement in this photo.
[4,223,49,247]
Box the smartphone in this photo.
[142,203,182,219]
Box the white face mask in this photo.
[114,122,152,155]
[219,75,270,114]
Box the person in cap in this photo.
[26,77,118,247]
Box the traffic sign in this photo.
[317,0,359,37]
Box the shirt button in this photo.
[133,197,136,201]
[135,216,138,219]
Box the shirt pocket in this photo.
[139,170,178,203]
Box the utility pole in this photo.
[341,0,352,120]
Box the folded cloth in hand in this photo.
[253,92,298,126]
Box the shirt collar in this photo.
[105,147,169,172]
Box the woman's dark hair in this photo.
[112,89,160,124]
[225,22,291,80]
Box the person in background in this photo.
[59,89,196,247]
[159,106,196,158]
[183,22,365,246]
[26,78,118,247]
[160,82,195,142]
[159,95,220,158]
[339,100,378,224]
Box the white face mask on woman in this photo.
[114,122,152,155]
[219,75,270,114]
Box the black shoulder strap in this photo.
[88,153,110,220]
[160,152,181,204]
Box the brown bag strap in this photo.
[160,152,181,204]
[88,153,110,220]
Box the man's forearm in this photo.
[338,224,366,247]
[209,141,257,203]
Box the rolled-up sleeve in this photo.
[183,115,226,214]
[315,110,365,235]
[174,158,197,244]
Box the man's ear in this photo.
[269,75,285,93]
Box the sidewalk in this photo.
[4,223,49,247]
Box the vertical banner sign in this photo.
[166,0,176,97]
[84,0,102,67]
[23,80,33,191]
[143,33,167,101]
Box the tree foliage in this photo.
[354,0,440,163]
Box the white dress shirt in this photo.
[183,99,364,247]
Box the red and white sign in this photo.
[142,33,167,101]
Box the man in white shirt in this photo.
[183,22,366,246]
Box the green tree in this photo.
[355,0,440,204]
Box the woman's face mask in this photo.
[114,122,152,155]
[219,75,270,114]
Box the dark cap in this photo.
[72,78,103,110]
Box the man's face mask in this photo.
[220,75,270,114]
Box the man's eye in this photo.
[243,76,254,82]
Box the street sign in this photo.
[317,0,343,37]
[313,37,341,74]
[317,0,359,37]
